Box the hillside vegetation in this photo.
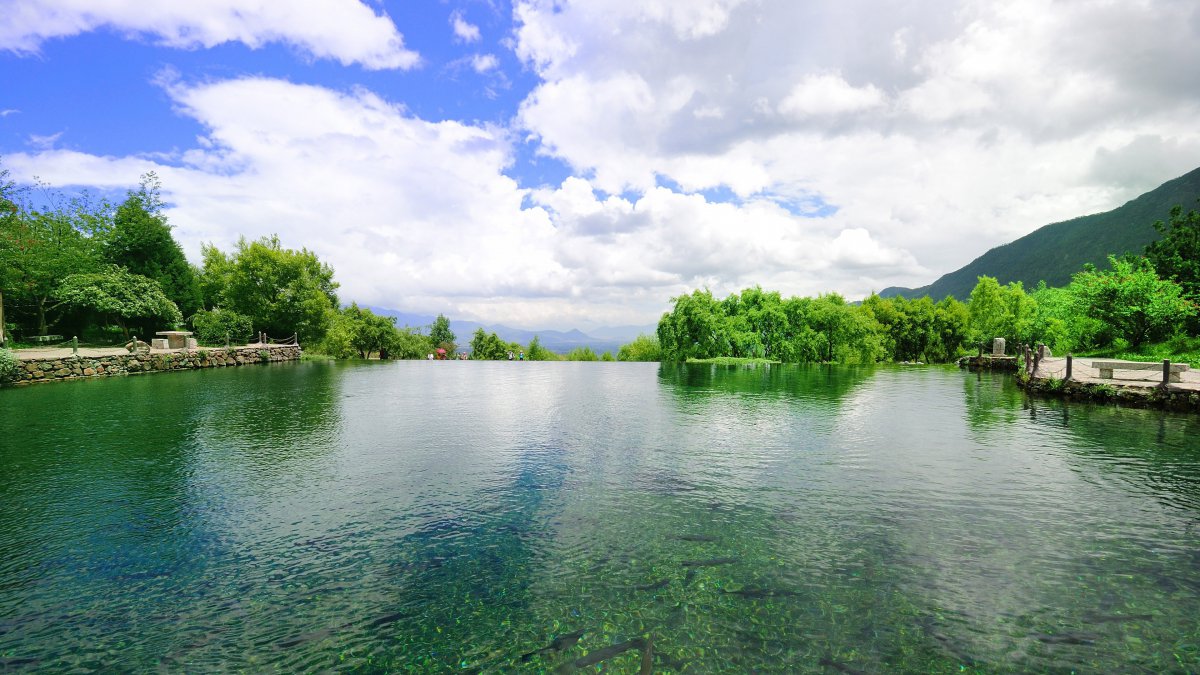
[882,166,1200,300]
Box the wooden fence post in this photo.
[1065,353,1072,381]
[1163,359,1171,388]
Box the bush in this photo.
[192,308,254,346]
[566,346,598,361]
[0,348,18,384]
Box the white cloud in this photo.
[778,74,886,118]
[471,53,499,73]
[0,0,419,70]
[451,10,481,43]
[6,76,940,327]
[513,0,1200,286]
[27,132,63,149]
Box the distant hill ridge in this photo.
[881,165,1200,301]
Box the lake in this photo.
[1,361,1198,672]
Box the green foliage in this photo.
[391,327,433,360]
[1145,200,1200,302]
[566,346,599,361]
[428,314,456,353]
[469,327,520,360]
[103,173,201,316]
[0,347,17,383]
[191,308,253,346]
[525,335,555,361]
[657,287,936,364]
[0,180,108,335]
[600,351,615,361]
[1067,256,1194,348]
[55,266,182,337]
[206,235,339,345]
[967,276,1036,349]
[617,333,662,361]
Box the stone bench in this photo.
[32,334,63,343]
[1093,359,1189,383]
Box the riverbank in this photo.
[7,344,301,385]
[1019,355,1200,412]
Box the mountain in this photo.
[365,307,633,354]
[881,166,1200,300]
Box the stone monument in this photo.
[992,337,1006,356]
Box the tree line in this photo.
[656,200,1200,364]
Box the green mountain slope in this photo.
[881,166,1200,300]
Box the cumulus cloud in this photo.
[451,10,481,43]
[6,75,935,327]
[514,0,1200,281]
[471,53,499,74]
[0,0,419,69]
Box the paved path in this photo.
[1032,356,1200,392]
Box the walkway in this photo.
[1032,356,1200,392]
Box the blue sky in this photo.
[3,0,1199,329]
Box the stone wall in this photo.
[1021,375,1200,413]
[10,345,301,385]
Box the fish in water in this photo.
[1081,613,1153,624]
[275,627,333,649]
[723,587,802,599]
[572,638,647,668]
[681,557,738,567]
[520,629,585,662]
[818,656,866,675]
[634,578,670,591]
[677,534,717,542]
[1036,631,1099,646]
[367,611,414,629]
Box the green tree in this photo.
[191,308,254,346]
[0,186,106,336]
[566,346,599,361]
[429,314,456,353]
[104,173,201,316]
[657,289,724,361]
[55,266,182,338]
[525,335,555,360]
[1145,201,1200,300]
[214,235,339,345]
[469,328,518,360]
[968,276,1037,350]
[323,303,400,359]
[1067,256,1194,347]
[391,328,433,360]
[617,334,662,361]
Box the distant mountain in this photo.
[365,307,635,355]
[881,166,1200,300]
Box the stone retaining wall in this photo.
[1021,374,1200,413]
[10,345,301,385]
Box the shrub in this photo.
[192,308,254,346]
[0,348,18,384]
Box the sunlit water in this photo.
[1,361,1199,672]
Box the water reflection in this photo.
[1,362,1199,672]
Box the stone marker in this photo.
[992,337,1006,356]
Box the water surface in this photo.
[1,361,1198,672]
